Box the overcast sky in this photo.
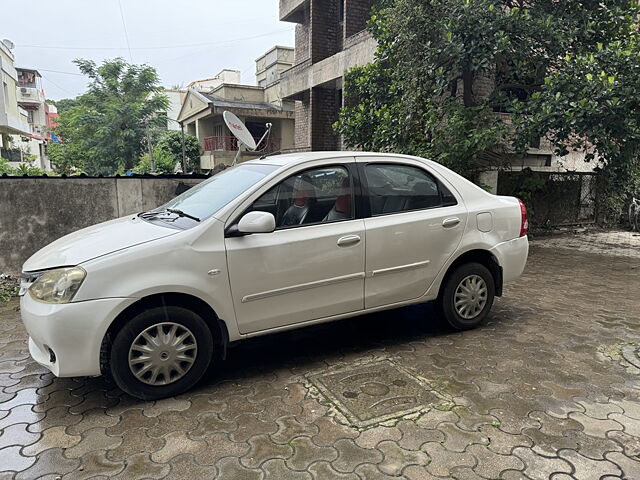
[2,0,295,101]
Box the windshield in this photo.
[161,163,279,221]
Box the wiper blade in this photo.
[166,208,201,222]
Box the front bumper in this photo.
[21,293,135,377]
[490,235,529,283]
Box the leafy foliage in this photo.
[50,58,168,176]
[336,0,640,206]
[155,130,201,173]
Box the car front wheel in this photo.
[439,262,495,330]
[109,306,213,400]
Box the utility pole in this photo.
[145,120,155,174]
[180,123,187,173]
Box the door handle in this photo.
[442,217,461,228]
[337,235,361,247]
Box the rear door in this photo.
[359,158,467,309]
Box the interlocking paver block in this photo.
[194,432,250,465]
[568,412,624,438]
[605,451,640,479]
[331,438,383,473]
[63,427,122,458]
[308,461,358,480]
[22,425,81,456]
[112,452,169,479]
[512,447,572,480]
[559,449,622,479]
[0,445,36,473]
[151,430,206,463]
[422,442,475,477]
[263,458,313,480]
[439,422,489,452]
[0,422,40,449]
[311,416,358,446]
[242,434,293,468]
[215,456,262,480]
[165,453,218,479]
[103,408,157,435]
[271,415,318,444]
[106,426,164,461]
[287,436,338,471]
[466,444,525,479]
[576,399,623,420]
[376,440,429,476]
[355,424,402,449]
[57,450,124,480]
[15,447,80,480]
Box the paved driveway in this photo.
[1,232,639,479]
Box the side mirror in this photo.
[237,211,276,234]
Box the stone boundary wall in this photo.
[0,176,206,275]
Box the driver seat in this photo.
[281,177,314,226]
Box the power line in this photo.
[16,28,293,52]
[41,74,76,97]
[38,69,84,77]
[117,0,133,62]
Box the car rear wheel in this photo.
[439,262,495,330]
[110,306,213,400]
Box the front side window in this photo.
[250,165,354,228]
[364,163,456,215]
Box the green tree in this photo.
[155,130,201,173]
[132,150,177,174]
[53,58,168,176]
[336,0,640,199]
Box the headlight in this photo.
[29,267,86,304]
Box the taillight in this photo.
[518,199,528,237]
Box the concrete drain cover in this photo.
[309,360,444,427]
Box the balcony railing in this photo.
[203,136,280,153]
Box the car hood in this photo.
[23,215,180,272]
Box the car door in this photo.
[359,158,467,309]
[225,162,366,334]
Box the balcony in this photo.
[280,0,306,23]
[203,136,280,153]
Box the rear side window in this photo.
[364,163,457,215]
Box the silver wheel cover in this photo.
[454,274,488,320]
[128,322,198,386]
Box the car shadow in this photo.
[201,301,455,385]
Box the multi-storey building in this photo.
[278,0,375,151]
[177,46,295,170]
[14,68,51,170]
[0,39,31,163]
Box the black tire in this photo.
[439,262,495,330]
[110,306,214,400]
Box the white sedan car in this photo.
[20,152,528,399]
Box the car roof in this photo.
[245,151,432,168]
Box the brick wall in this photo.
[311,0,341,63]
[294,90,312,150]
[295,19,311,64]
[311,87,341,150]
[344,0,372,38]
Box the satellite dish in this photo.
[2,39,15,50]
[223,111,257,150]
